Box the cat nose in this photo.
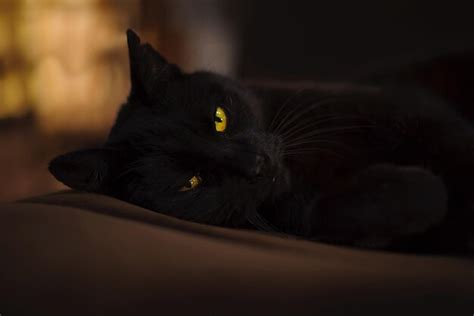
[251,153,269,178]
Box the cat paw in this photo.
[314,164,449,247]
[352,164,449,236]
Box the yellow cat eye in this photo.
[214,106,227,132]
[179,175,202,192]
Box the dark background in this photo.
[237,0,474,79]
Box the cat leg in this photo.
[311,164,448,249]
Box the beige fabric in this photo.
[0,191,473,315]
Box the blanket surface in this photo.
[0,191,473,315]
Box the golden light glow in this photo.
[0,72,27,118]
[0,0,139,133]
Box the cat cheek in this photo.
[49,148,110,192]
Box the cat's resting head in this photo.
[49,30,286,227]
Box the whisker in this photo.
[272,94,326,134]
[114,156,158,180]
[273,96,325,134]
[278,114,340,139]
[268,88,307,132]
[280,114,363,141]
[283,139,354,152]
[246,211,280,233]
[283,147,345,158]
[274,96,356,135]
[283,125,372,146]
[269,88,307,131]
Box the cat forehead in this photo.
[186,72,249,97]
[152,72,247,114]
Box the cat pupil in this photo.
[180,175,202,192]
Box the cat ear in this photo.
[126,29,182,102]
[49,149,110,192]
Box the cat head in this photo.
[49,30,286,227]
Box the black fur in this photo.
[50,30,474,253]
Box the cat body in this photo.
[50,30,474,253]
[252,83,473,251]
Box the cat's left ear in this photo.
[126,29,182,102]
[49,148,112,192]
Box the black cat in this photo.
[50,30,474,253]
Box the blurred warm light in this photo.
[0,11,11,55]
[0,72,27,117]
[0,0,139,133]
[0,0,237,133]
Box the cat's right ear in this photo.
[49,148,111,192]
[126,29,181,102]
